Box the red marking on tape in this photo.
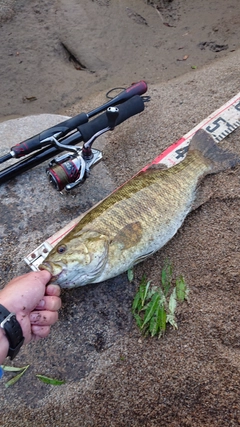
[141,137,186,171]
[48,223,77,245]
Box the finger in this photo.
[31,325,51,339]
[9,270,52,287]
[35,270,52,285]
[35,295,62,311]
[45,284,61,297]
[30,310,59,326]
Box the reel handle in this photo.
[78,95,144,142]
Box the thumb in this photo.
[34,270,52,285]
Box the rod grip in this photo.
[78,95,145,142]
[11,113,88,158]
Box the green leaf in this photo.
[1,365,29,372]
[36,375,65,385]
[5,365,29,388]
[149,314,158,337]
[133,312,143,329]
[139,275,148,307]
[176,275,188,301]
[148,303,167,337]
[132,278,151,313]
[127,268,134,283]
[142,280,151,305]
[156,304,167,333]
[147,285,158,297]
[133,275,151,309]
[168,288,177,316]
[176,275,189,301]
[166,314,178,329]
[141,292,160,329]
[132,289,141,313]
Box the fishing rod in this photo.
[0,81,149,190]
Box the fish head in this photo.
[39,230,109,288]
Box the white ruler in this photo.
[25,91,240,271]
[143,91,240,170]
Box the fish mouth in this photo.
[39,261,53,274]
[39,261,64,282]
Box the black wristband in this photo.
[0,304,24,360]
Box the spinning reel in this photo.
[0,81,149,191]
[47,106,119,191]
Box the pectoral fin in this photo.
[112,221,143,249]
[133,250,155,266]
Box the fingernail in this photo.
[31,325,43,332]
[30,313,41,322]
[36,299,45,308]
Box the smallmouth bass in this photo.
[40,129,239,288]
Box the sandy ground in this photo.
[0,0,240,119]
[0,0,240,426]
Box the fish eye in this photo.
[57,244,67,254]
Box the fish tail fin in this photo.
[189,129,240,174]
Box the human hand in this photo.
[0,271,61,344]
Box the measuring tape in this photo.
[25,91,240,271]
[143,92,240,170]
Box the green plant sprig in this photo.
[131,261,189,338]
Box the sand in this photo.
[0,1,240,426]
